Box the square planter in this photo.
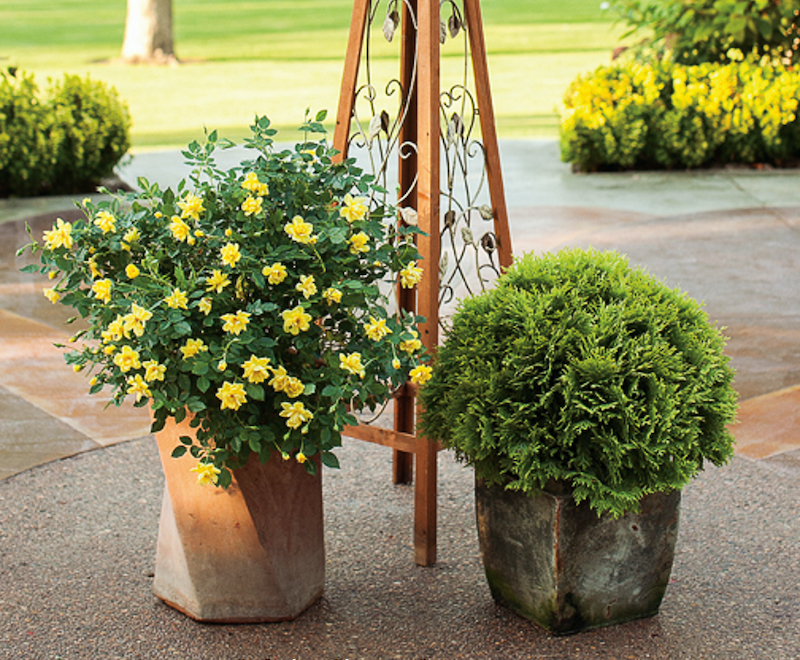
[475,479,680,635]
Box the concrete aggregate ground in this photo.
[1,437,798,660]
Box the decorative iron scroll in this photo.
[340,0,506,326]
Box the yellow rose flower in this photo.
[177,192,205,221]
[242,355,272,384]
[169,215,192,242]
[101,317,125,343]
[242,171,269,196]
[392,358,401,369]
[125,263,140,279]
[284,377,305,398]
[88,258,101,279]
[221,310,251,335]
[191,462,221,486]
[399,261,423,288]
[126,374,151,402]
[220,242,242,268]
[339,352,366,378]
[399,331,422,354]
[241,195,263,217]
[339,193,369,223]
[323,287,342,305]
[93,211,116,234]
[142,359,166,382]
[43,288,60,304]
[164,288,188,310]
[216,381,247,410]
[198,297,213,315]
[296,452,307,464]
[269,365,291,392]
[295,274,317,299]
[410,364,433,385]
[262,262,288,285]
[92,279,112,304]
[180,338,208,360]
[123,227,141,244]
[206,269,230,293]
[364,316,391,341]
[122,303,153,338]
[284,215,318,245]
[348,231,370,255]
[113,345,141,373]
[280,401,313,429]
[43,218,73,250]
[281,305,312,335]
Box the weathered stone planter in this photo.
[153,416,325,623]
[475,479,680,635]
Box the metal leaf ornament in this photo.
[383,10,399,42]
[448,13,462,38]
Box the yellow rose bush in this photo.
[22,114,428,486]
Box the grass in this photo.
[0,0,630,149]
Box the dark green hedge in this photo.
[0,69,131,197]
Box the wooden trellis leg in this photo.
[334,0,511,567]
[333,0,369,155]
[413,0,441,567]
[393,0,420,487]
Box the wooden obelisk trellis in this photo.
[333,0,513,566]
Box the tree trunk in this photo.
[121,0,176,64]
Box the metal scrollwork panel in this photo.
[344,0,503,330]
[437,0,502,324]
[345,0,419,211]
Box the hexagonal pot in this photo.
[475,479,680,635]
[152,415,325,623]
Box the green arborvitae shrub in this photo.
[418,248,738,518]
[47,74,131,194]
[0,68,130,197]
[0,69,53,197]
[560,53,800,171]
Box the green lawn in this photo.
[0,0,629,149]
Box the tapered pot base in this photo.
[153,416,325,623]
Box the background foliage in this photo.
[0,0,630,147]
[0,69,130,197]
[609,0,800,65]
[560,53,800,171]
[419,248,737,517]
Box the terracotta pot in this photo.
[475,479,680,635]
[152,415,325,623]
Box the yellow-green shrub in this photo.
[560,53,800,171]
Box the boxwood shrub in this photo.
[419,248,738,518]
[0,68,131,197]
[560,53,800,171]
